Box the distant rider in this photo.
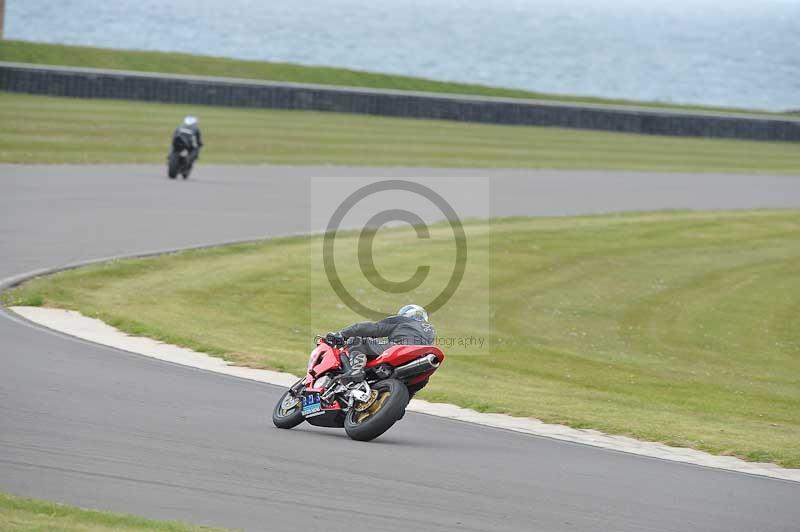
[172,115,203,167]
[328,304,436,395]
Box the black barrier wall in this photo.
[2,62,799,141]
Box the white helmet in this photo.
[398,304,428,322]
[183,115,198,126]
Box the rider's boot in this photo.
[339,351,367,384]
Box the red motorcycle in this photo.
[272,334,445,441]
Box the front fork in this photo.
[288,379,305,397]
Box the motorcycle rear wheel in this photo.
[272,386,305,429]
[344,378,408,441]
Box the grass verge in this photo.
[0,492,222,531]
[0,39,787,115]
[1,92,798,172]
[4,210,799,467]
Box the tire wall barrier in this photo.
[2,62,799,142]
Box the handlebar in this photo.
[317,332,346,347]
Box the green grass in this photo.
[4,211,800,467]
[0,39,788,115]
[1,92,798,173]
[0,492,223,531]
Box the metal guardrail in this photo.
[1,61,798,141]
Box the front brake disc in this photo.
[280,395,300,411]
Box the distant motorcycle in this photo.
[272,333,445,441]
[167,130,196,179]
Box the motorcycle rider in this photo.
[171,115,203,167]
[329,304,435,393]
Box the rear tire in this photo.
[344,379,408,441]
[272,386,305,429]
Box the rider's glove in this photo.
[326,331,345,346]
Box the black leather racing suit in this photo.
[172,124,203,165]
[341,316,436,395]
[341,315,436,358]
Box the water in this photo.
[6,0,800,111]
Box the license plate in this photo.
[302,392,322,417]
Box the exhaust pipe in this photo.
[392,354,441,380]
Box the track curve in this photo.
[2,165,799,531]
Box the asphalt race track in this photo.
[2,165,800,531]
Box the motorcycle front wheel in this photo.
[167,153,179,179]
[272,385,305,429]
[344,378,409,441]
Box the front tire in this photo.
[344,379,408,441]
[272,387,305,429]
[167,153,179,179]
